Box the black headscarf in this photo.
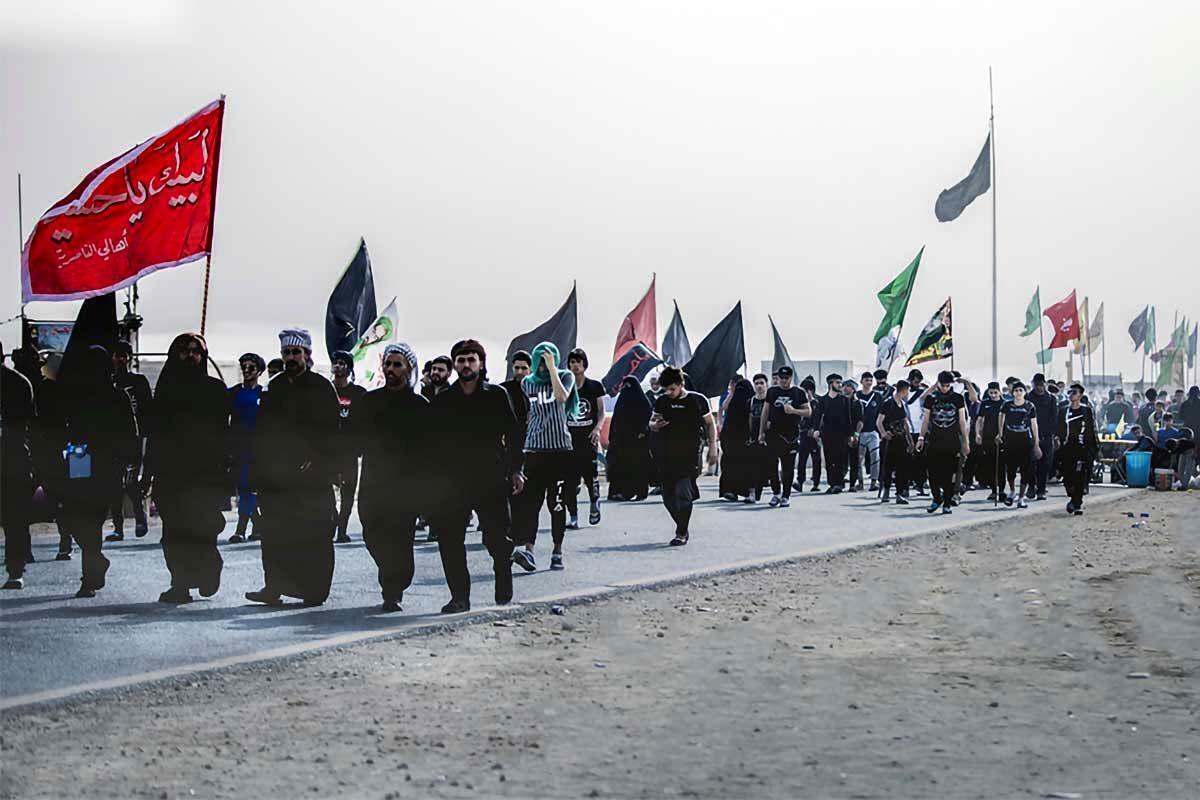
[720,377,754,443]
[610,376,652,445]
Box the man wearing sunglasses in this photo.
[246,329,341,607]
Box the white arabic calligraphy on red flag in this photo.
[21,97,225,301]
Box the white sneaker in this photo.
[779,497,791,508]
[768,495,782,507]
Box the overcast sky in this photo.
[3,0,1197,384]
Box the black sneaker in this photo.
[550,554,564,571]
[810,484,821,492]
[511,549,536,572]
[228,533,246,544]
[2,577,23,590]
[986,491,997,502]
[441,599,470,614]
[158,587,193,604]
[1003,493,1014,507]
[381,596,403,613]
[104,532,124,542]
[334,533,352,544]
[669,534,689,546]
[245,589,283,606]
[1036,492,1047,501]
[589,501,601,525]
[895,496,910,505]
[135,522,149,538]
[56,551,72,561]
[927,501,940,514]
[941,505,952,515]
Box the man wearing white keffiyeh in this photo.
[349,341,431,612]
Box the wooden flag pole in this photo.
[199,252,213,336]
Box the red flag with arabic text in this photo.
[21,98,225,301]
[1043,289,1080,349]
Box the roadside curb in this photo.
[0,488,1136,715]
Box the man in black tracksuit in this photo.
[429,339,522,614]
[1056,382,1098,515]
[816,373,859,493]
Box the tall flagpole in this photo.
[989,67,998,381]
[17,173,24,335]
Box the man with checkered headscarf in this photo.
[245,328,342,607]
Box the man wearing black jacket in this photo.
[816,374,859,493]
[353,343,429,612]
[1027,373,1058,501]
[429,339,522,614]
[796,376,822,492]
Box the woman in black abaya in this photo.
[606,377,653,501]
[719,377,755,501]
[145,333,232,603]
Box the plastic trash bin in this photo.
[1125,450,1151,487]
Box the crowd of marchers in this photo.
[2,331,1197,614]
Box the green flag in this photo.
[1144,307,1156,354]
[904,298,953,366]
[1020,287,1041,337]
[872,247,923,344]
[1035,347,1055,365]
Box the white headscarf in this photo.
[383,342,420,390]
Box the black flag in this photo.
[661,300,692,366]
[601,342,663,396]
[682,302,745,398]
[769,315,795,375]
[58,292,120,384]
[1128,305,1150,351]
[935,133,991,222]
[505,284,578,380]
[325,238,378,359]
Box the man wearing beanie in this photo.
[246,328,341,607]
[330,349,367,543]
[916,370,969,514]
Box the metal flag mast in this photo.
[989,67,998,381]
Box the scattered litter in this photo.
[1131,522,1144,529]
[1139,512,1150,518]
[697,606,714,613]
[1125,512,1135,518]
[550,605,565,616]
[493,621,515,627]
[1057,652,1075,659]
[1126,672,1151,679]
[594,662,606,669]
[1023,589,1042,594]
[1042,793,1082,799]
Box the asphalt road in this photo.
[0,479,1128,706]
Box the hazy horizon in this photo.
[3,1,1198,387]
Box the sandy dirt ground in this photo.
[2,492,1198,800]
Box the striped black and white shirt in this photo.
[522,371,575,452]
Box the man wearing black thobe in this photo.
[2,344,36,590]
[247,328,341,607]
